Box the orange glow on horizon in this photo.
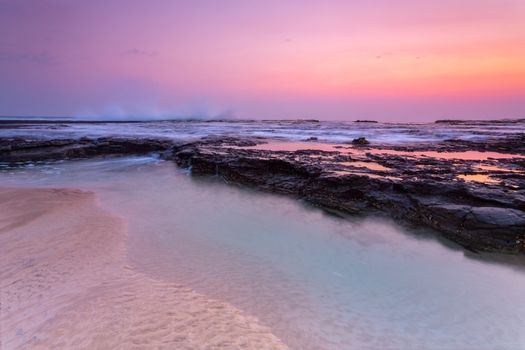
[1,0,524,120]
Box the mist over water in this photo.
[2,157,525,350]
[73,102,236,122]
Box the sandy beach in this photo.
[0,187,287,349]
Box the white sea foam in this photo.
[1,119,524,144]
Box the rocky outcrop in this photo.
[373,133,525,155]
[0,137,175,164]
[170,139,525,254]
[351,137,370,145]
[1,134,524,254]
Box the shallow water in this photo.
[2,157,525,350]
[341,161,391,171]
[458,174,499,183]
[238,142,525,160]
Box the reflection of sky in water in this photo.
[341,161,391,171]
[476,164,524,173]
[238,142,525,160]
[1,157,525,350]
[458,174,499,183]
[1,120,524,144]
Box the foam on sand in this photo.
[0,187,287,349]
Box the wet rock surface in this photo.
[1,134,524,254]
[351,137,370,145]
[171,136,525,254]
[0,137,176,163]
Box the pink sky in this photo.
[1,0,524,121]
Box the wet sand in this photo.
[0,187,287,349]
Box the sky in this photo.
[0,0,524,121]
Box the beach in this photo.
[1,121,525,349]
[0,187,287,349]
[2,0,525,346]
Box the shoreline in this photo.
[0,187,287,349]
[1,133,524,254]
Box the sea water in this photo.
[1,119,524,144]
[1,157,524,350]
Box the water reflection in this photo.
[240,141,525,160]
[1,157,525,350]
[458,174,499,183]
[340,161,391,171]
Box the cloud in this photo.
[122,48,157,57]
[0,51,57,65]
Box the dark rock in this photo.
[352,137,370,145]
[2,133,524,254]
[168,137,525,254]
[0,137,175,164]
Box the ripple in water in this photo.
[2,157,525,350]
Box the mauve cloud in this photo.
[122,48,157,57]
